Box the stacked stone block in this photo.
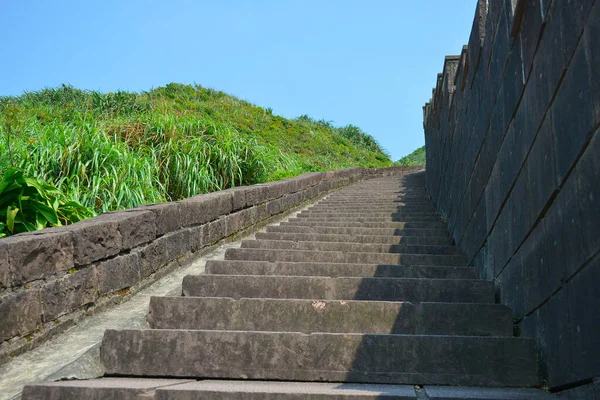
[423,0,599,394]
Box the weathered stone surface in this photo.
[132,239,168,278]
[100,329,538,386]
[241,239,462,256]
[183,275,493,303]
[0,290,42,342]
[521,287,573,388]
[133,202,182,237]
[242,185,268,207]
[567,257,600,383]
[223,187,247,211]
[156,380,416,400]
[575,128,600,261]
[149,297,512,336]
[205,260,479,279]
[224,248,467,267]
[262,180,291,200]
[266,224,450,237]
[22,378,193,400]
[543,173,586,281]
[0,242,9,288]
[156,230,190,263]
[265,198,281,216]
[187,224,207,253]
[225,211,246,237]
[207,218,227,245]
[101,210,157,250]
[5,231,74,285]
[255,232,452,246]
[41,268,97,322]
[179,191,233,227]
[65,216,122,266]
[94,253,139,296]
[283,220,446,230]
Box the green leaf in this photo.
[6,206,18,233]
[35,212,48,230]
[31,201,59,226]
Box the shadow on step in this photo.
[330,172,538,393]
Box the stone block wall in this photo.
[0,165,422,363]
[423,0,599,394]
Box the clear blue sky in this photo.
[0,1,475,160]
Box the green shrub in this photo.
[0,168,94,238]
[394,146,426,166]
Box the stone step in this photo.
[224,248,468,266]
[148,297,513,336]
[318,199,432,203]
[23,379,558,399]
[294,212,439,218]
[297,211,441,218]
[322,195,430,198]
[266,224,450,237]
[255,231,453,246]
[302,210,439,217]
[182,275,492,302]
[324,197,430,201]
[240,239,463,256]
[205,260,479,279]
[99,329,538,387]
[291,216,444,222]
[281,220,447,229]
[308,207,438,213]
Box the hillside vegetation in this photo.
[0,83,391,221]
[394,146,425,166]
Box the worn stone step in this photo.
[267,224,450,237]
[23,379,558,400]
[224,248,468,266]
[240,239,463,256]
[299,210,439,217]
[308,208,438,214]
[21,379,195,400]
[324,197,430,201]
[281,220,447,229]
[291,216,443,223]
[182,275,492,302]
[100,329,538,387]
[148,297,513,336]
[318,195,434,202]
[297,212,441,219]
[325,193,428,197]
[298,207,440,217]
[205,260,479,279]
[255,232,453,246]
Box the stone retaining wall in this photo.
[0,165,421,363]
[423,0,598,394]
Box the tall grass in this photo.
[0,83,391,214]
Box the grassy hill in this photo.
[394,146,425,166]
[0,83,391,215]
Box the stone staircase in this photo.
[22,172,554,399]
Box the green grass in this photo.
[394,146,425,166]
[0,83,391,215]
